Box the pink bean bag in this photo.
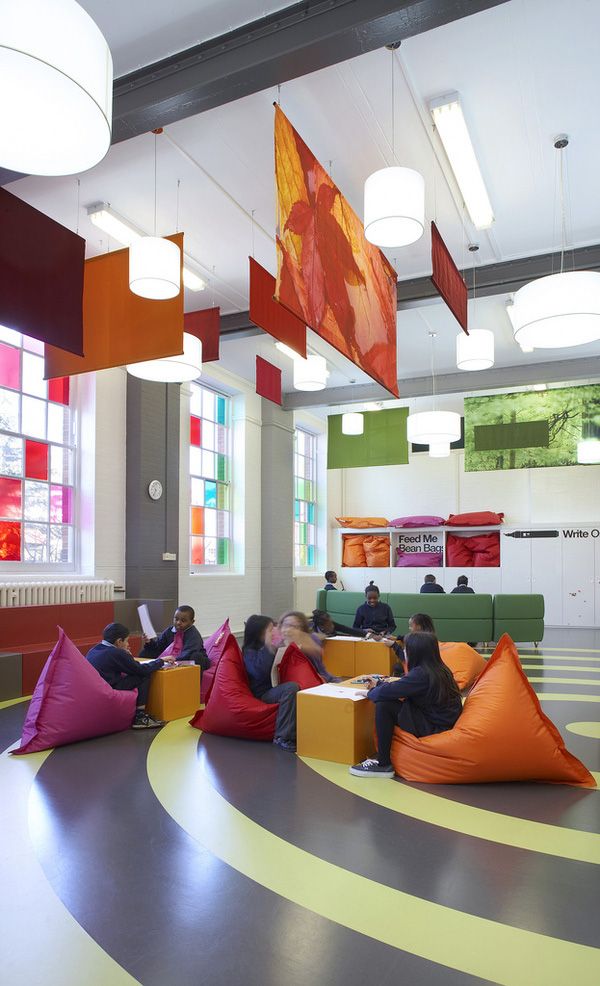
[13,628,136,755]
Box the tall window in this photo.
[189,382,231,567]
[0,328,75,565]
[294,428,317,569]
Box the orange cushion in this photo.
[336,516,389,528]
[391,634,596,787]
[342,534,367,567]
[363,535,390,567]
[439,642,486,691]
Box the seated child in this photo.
[278,610,340,682]
[391,613,436,675]
[140,605,209,670]
[312,610,367,638]
[324,570,339,591]
[350,632,462,778]
[353,582,397,637]
[86,622,176,729]
[242,614,299,752]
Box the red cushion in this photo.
[200,619,231,702]
[190,633,277,740]
[446,533,500,568]
[279,643,324,689]
[13,629,136,755]
[445,511,504,526]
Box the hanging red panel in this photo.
[430,221,468,334]
[184,307,220,363]
[249,257,306,358]
[255,355,282,406]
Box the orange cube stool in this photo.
[323,639,357,678]
[353,640,395,676]
[146,665,201,721]
[297,681,375,764]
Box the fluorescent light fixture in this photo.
[430,92,494,230]
[87,202,206,291]
[275,341,302,360]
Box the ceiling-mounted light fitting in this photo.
[126,332,202,382]
[129,236,181,300]
[407,411,461,445]
[275,341,302,360]
[430,92,494,230]
[456,329,494,371]
[0,0,112,176]
[506,301,533,352]
[577,440,600,464]
[342,412,364,435]
[512,271,600,349]
[429,441,450,458]
[293,354,328,392]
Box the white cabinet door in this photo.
[501,533,532,594]
[562,534,595,626]
[390,567,420,593]
[469,569,502,594]
[531,536,563,626]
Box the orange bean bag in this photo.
[391,634,596,787]
[342,534,367,567]
[439,642,486,691]
[336,516,389,528]
[363,535,390,567]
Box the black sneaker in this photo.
[273,737,297,752]
[349,758,394,778]
[132,712,165,729]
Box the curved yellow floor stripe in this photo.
[536,647,600,653]
[538,693,600,703]
[522,665,600,673]
[567,722,600,739]
[0,743,140,986]
[302,759,600,861]
[0,695,31,710]
[147,721,600,986]
[527,677,600,686]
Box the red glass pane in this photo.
[25,439,49,480]
[48,376,70,405]
[0,477,22,518]
[0,520,21,559]
[190,415,201,446]
[191,536,204,565]
[0,342,20,390]
[191,506,204,535]
[50,484,72,523]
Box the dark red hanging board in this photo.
[0,187,85,355]
[430,221,468,334]
[185,307,220,363]
[249,257,306,358]
[256,356,282,405]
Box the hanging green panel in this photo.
[327,407,409,469]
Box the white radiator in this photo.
[0,580,115,608]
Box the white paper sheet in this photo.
[138,604,156,639]
[270,646,287,687]
[302,684,366,701]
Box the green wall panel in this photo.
[327,408,409,469]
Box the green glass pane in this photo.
[217,454,227,482]
[307,545,315,566]
[298,479,306,499]
[299,544,307,566]
[300,523,307,545]
[217,484,229,509]
[217,538,229,565]
[217,396,226,425]
[307,502,315,523]
[294,500,300,519]
[205,481,217,508]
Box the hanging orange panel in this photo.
[44,232,184,378]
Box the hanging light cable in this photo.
[129,130,181,300]
[407,331,460,450]
[456,248,494,370]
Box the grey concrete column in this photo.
[126,377,180,599]
[260,400,294,617]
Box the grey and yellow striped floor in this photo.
[1,634,599,986]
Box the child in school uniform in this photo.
[86,622,176,729]
[140,605,209,670]
[349,632,462,778]
[353,581,397,637]
[324,570,339,591]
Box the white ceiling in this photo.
[7,0,600,400]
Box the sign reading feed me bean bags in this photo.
[395,530,444,567]
[327,408,409,469]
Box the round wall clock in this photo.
[148,480,163,500]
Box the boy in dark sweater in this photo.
[86,622,176,729]
[140,605,209,670]
[419,574,445,594]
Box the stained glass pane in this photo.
[0,326,21,346]
[48,377,70,405]
[189,446,202,477]
[22,352,47,399]
[190,416,201,446]
[217,484,229,510]
[47,403,67,444]
[23,523,48,562]
[204,537,217,565]
[217,538,229,565]
[50,485,72,523]
[307,545,315,566]
[0,342,20,390]
[22,395,46,439]
[0,477,22,518]
[25,440,48,480]
[24,480,49,521]
[217,454,226,482]
[202,388,214,420]
[191,505,204,535]
[23,335,44,355]
[0,388,20,433]
[49,524,71,563]
[204,509,217,536]
[202,451,216,479]
[308,524,315,546]
[216,424,227,454]
[299,544,307,566]
[294,500,300,519]
[217,510,228,537]
[0,520,21,559]
[50,445,72,485]
[299,501,306,522]
[216,395,226,425]
[191,536,204,565]
[0,435,22,477]
[190,385,202,416]
[191,478,204,505]
[307,502,315,524]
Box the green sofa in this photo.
[315,591,545,644]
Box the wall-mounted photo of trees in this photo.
[464,384,600,471]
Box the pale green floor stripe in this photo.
[522,665,600,673]
[147,722,600,986]
[566,723,600,740]
[535,647,600,654]
[538,694,600,703]
[0,695,31,710]
[521,656,600,663]
[301,759,600,862]
[527,677,600,686]
[0,743,139,986]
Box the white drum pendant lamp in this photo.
[456,329,494,370]
[129,236,181,300]
[127,332,202,382]
[511,271,600,349]
[0,0,113,175]
[407,411,461,445]
[429,441,450,458]
[364,167,425,248]
[342,412,364,435]
[293,354,328,392]
[577,440,600,465]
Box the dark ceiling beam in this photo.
[398,242,600,307]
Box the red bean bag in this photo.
[445,511,504,526]
[391,634,596,786]
[363,535,391,567]
[439,642,486,691]
[342,534,367,567]
[200,619,231,703]
[279,643,324,689]
[13,629,136,755]
[446,532,500,568]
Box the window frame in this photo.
[293,427,318,571]
[189,381,233,571]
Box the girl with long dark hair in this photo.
[350,631,462,778]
